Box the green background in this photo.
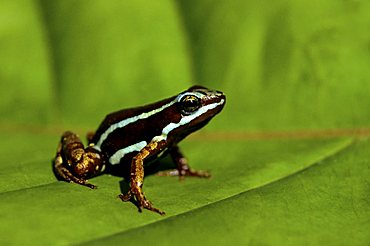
[0,0,369,245]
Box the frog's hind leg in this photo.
[53,131,104,189]
[156,145,210,179]
[54,146,97,189]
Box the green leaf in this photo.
[85,139,370,246]
[0,0,369,245]
[0,136,365,245]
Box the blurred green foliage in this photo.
[0,0,369,245]
[0,0,369,129]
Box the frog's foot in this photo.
[163,145,211,179]
[119,186,165,216]
[53,131,103,189]
[156,168,211,179]
[54,154,97,189]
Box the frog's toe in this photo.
[185,169,211,178]
[156,169,211,179]
[118,192,133,202]
[119,188,165,215]
[140,199,165,215]
[156,169,180,176]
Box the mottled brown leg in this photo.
[53,131,104,189]
[119,141,165,215]
[54,144,97,189]
[157,145,210,179]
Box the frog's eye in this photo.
[180,95,201,115]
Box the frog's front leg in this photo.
[54,131,105,189]
[119,140,166,215]
[157,145,211,179]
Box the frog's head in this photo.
[166,85,226,141]
[178,85,225,118]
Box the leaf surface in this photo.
[0,0,369,245]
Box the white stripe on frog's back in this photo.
[94,100,176,150]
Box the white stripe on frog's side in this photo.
[94,92,205,151]
[109,141,147,165]
[152,99,225,142]
[109,98,224,165]
[94,100,176,151]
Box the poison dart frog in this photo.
[54,85,225,215]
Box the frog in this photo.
[53,85,226,215]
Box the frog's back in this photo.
[91,96,178,163]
